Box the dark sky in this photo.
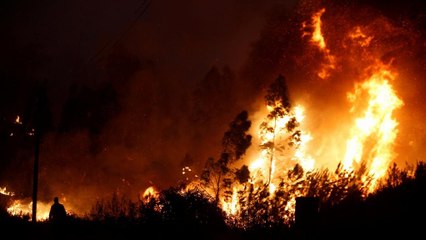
[0,0,291,116]
[1,0,425,213]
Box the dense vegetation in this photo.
[1,161,425,239]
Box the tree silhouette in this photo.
[201,110,252,204]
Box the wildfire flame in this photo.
[343,65,403,190]
[215,7,405,223]
[141,186,159,202]
[103,6,407,227]
[5,195,76,222]
[348,26,373,47]
[308,8,326,49]
[221,187,239,216]
[7,199,52,221]
[0,186,15,196]
[15,115,22,125]
[302,8,336,79]
[2,5,408,228]
[249,104,314,195]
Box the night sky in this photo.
[1,0,425,213]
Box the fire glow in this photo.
[302,8,336,79]
[214,7,405,222]
[0,186,14,196]
[6,199,52,221]
[343,66,403,189]
[4,193,75,222]
[3,6,410,227]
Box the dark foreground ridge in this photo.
[1,162,425,240]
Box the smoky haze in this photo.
[1,0,425,214]
[0,0,298,212]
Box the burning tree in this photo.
[85,5,409,229]
[260,74,301,186]
[4,4,419,237]
[212,74,316,227]
[217,4,408,227]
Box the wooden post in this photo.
[32,129,40,223]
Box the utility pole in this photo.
[31,97,40,223]
[32,127,40,223]
[30,87,45,223]
[29,83,51,223]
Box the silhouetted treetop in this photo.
[222,110,252,161]
[265,74,291,113]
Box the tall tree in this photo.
[261,75,301,185]
[222,110,252,162]
[202,110,252,204]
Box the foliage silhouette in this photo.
[201,110,252,204]
[2,160,426,239]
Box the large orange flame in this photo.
[343,65,403,190]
